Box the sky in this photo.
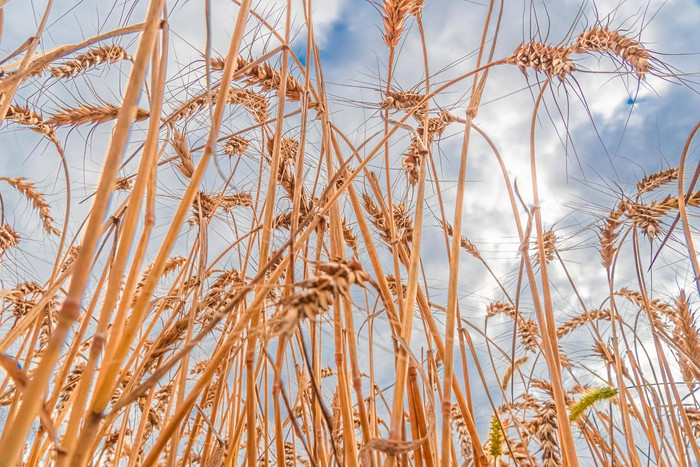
[1,0,700,461]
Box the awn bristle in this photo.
[49,45,132,78]
[0,177,59,235]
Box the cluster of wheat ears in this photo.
[0,0,698,465]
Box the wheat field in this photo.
[0,0,699,465]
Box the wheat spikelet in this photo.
[599,206,623,268]
[615,288,673,326]
[557,309,611,338]
[189,191,252,225]
[362,193,390,242]
[381,90,424,111]
[450,404,473,464]
[49,45,132,78]
[213,56,313,104]
[486,302,539,350]
[132,256,186,306]
[5,105,54,137]
[686,408,700,438]
[171,132,194,178]
[223,135,249,156]
[533,401,561,466]
[502,439,536,466]
[114,177,133,191]
[592,340,630,380]
[46,104,149,127]
[408,0,425,17]
[341,218,358,251]
[575,28,650,78]
[403,111,454,183]
[273,260,369,335]
[0,177,59,234]
[488,415,505,459]
[6,282,43,318]
[52,362,85,418]
[236,57,311,105]
[501,356,528,390]
[535,230,557,264]
[649,190,700,212]
[672,293,700,388]
[168,86,269,125]
[620,199,667,239]
[507,42,575,78]
[283,442,311,467]
[382,0,412,48]
[441,220,481,259]
[143,318,189,371]
[569,387,618,422]
[0,224,19,250]
[518,319,540,352]
[486,302,516,318]
[268,137,299,165]
[637,167,678,196]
